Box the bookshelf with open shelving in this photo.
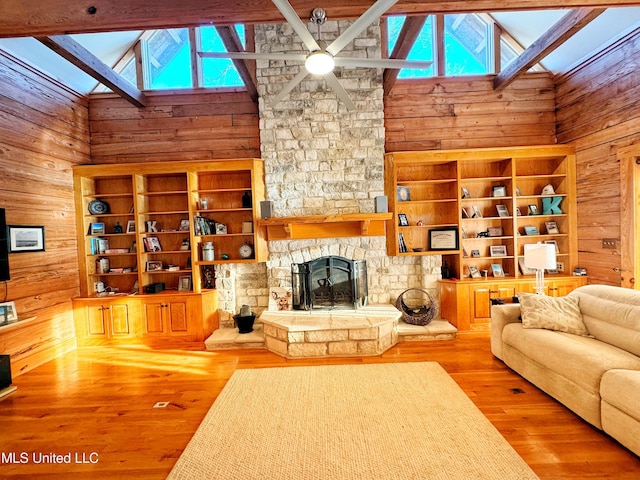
[384,145,587,330]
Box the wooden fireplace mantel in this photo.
[257,213,392,240]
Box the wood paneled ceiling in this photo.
[0,1,634,107]
[0,0,633,37]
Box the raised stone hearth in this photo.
[261,305,401,358]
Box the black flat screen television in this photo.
[0,209,9,281]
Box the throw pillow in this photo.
[517,293,590,336]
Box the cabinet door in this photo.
[109,303,132,336]
[85,305,108,337]
[167,301,188,334]
[471,284,515,321]
[143,301,165,335]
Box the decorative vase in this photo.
[234,314,256,334]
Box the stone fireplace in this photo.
[209,19,443,338]
[291,255,367,310]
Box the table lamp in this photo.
[524,243,557,295]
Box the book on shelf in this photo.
[398,233,408,253]
[90,237,109,254]
[104,248,130,254]
[193,215,216,235]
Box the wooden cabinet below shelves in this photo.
[73,290,218,347]
[439,276,588,331]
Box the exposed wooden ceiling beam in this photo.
[37,36,147,107]
[215,26,259,103]
[383,16,427,96]
[0,1,634,38]
[493,8,606,90]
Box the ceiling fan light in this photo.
[305,50,335,75]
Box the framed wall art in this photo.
[7,225,45,253]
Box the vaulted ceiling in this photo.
[0,1,638,105]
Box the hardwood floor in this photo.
[1,332,638,479]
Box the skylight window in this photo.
[200,26,245,88]
[147,28,192,89]
[386,13,535,78]
[387,16,435,79]
[444,14,488,75]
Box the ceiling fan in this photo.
[198,0,432,109]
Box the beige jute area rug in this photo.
[167,362,539,480]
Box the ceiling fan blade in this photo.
[198,51,307,62]
[272,0,320,52]
[326,0,399,56]
[269,69,309,108]
[324,72,355,111]
[334,57,433,70]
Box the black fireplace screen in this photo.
[291,256,368,310]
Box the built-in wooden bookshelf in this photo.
[384,145,586,330]
[72,159,266,346]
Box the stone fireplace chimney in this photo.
[213,19,441,328]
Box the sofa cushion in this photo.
[569,285,640,357]
[502,323,640,396]
[600,369,640,421]
[517,293,589,336]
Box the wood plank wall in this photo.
[384,72,556,151]
[0,51,90,376]
[89,89,260,163]
[556,27,640,286]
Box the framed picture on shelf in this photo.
[516,186,522,196]
[492,185,507,197]
[472,206,483,218]
[428,227,459,251]
[496,205,509,217]
[146,260,163,272]
[461,187,471,199]
[126,220,136,233]
[462,247,469,258]
[215,223,227,235]
[490,245,507,257]
[396,186,411,202]
[488,226,504,237]
[491,264,505,277]
[544,239,560,253]
[518,257,537,275]
[528,204,540,215]
[179,219,190,231]
[515,207,523,216]
[468,265,482,278]
[545,221,560,234]
[8,225,45,252]
[398,213,409,226]
[178,275,192,292]
[461,207,470,218]
[89,223,105,235]
[471,249,481,257]
[523,225,539,235]
[143,236,162,252]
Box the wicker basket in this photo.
[395,288,438,326]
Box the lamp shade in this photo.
[524,243,556,270]
[305,50,335,75]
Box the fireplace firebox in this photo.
[291,256,367,310]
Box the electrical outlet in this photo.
[153,401,170,408]
[602,238,617,249]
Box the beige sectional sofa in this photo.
[491,284,640,456]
